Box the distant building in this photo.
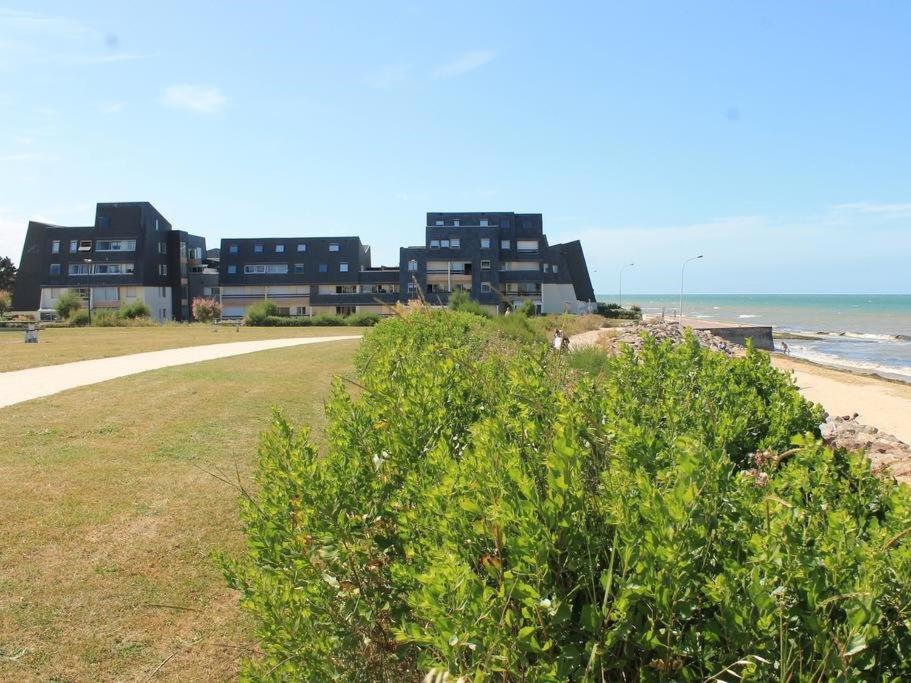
[218,236,399,318]
[13,204,594,320]
[401,212,595,314]
[12,202,211,321]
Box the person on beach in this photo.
[781,341,790,356]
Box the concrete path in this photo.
[0,335,362,409]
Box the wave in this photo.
[738,314,759,319]
[777,328,907,342]
[785,345,911,381]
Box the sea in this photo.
[596,294,911,383]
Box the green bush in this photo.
[224,310,911,680]
[91,310,121,327]
[448,289,491,318]
[0,290,10,317]
[310,313,345,326]
[345,312,381,327]
[245,300,280,325]
[69,309,90,327]
[517,300,536,317]
[596,301,641,320]
[119,301,151,319]
[55,291,83,320]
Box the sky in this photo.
[1,1,909,295]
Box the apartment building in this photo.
[217,236,399,318]
[12,202,210,321]
[13,204,594,320]
[400,212,595,314]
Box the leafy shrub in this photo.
[69,309,90,327]
[55,291,83,320]
[256,315,313,327]
[119,301,151,319]
[516,300,537,317]
[192,297,222,323]
[0,290,10,317]
[91,310,121,327]
[490,310,545,344]
[345,312,381,327]
[448,289,491,318]
[596,301,641,320]
[245,300,280,325]
[225,310,911,681]
[310,313,345,326]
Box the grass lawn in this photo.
[0,338,360,681]
[0,324,366,373]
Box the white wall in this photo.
[541,283,583,314]
[141,286,172,322]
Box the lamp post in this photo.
[619,262,634,309]
[679,255,703,322]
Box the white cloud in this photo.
[433,49,497,78]
[367,64,410,89]
[161,84,227,114]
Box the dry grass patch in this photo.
[0,324,365,372]
[0,339,359,681]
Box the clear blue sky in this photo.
[1,1,909,294]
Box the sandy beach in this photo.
[772,356,911,444]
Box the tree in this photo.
[192,297,222,323]
[54,291,83,320]
[0,256,17,291]
[0,290,11,317]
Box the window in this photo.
[339,262,349,273]
[517,240,539,253]
[244,264,289,274]
[481,259,491,270]
[294,263,305,273]
[451,238,461,248]
[552,264,558,273]
[407,282,416,294]
[97,240,137,252]
[543,263,549,273]
[158,242,167,255]
[336,305,356,317]
[453,219,460,227]
[335,285,358,294]
[51,240,60,253]
[329,243,340,252]
[227,265,237,274]
[254,244,263,253]
[94,263,134,275]
[501,240,510,250]
[94,287,118,302]
[159,287,167,298]
[408,259,418,272]
[480,282,491,293]
[435,220,444,226]
[50,263,61,275]
[70,240,78,253]
[229,244,238,254]
[440,239,450,249]
[293,306,307,316]
[276,244,285,253]
[68,264,90,275]
[481,238,491,249]
[155,218,160,231]
[480,219,489,227]
[297,243,306,252]
[430,240,440,249]
[159,264,168,276]
[319,263,328,273]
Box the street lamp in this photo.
[619,262,634,308]
[679,255,703,322]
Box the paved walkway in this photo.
[0,335,362,409]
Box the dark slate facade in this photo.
[12,202,207,321]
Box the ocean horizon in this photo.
[595,293,911,382]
